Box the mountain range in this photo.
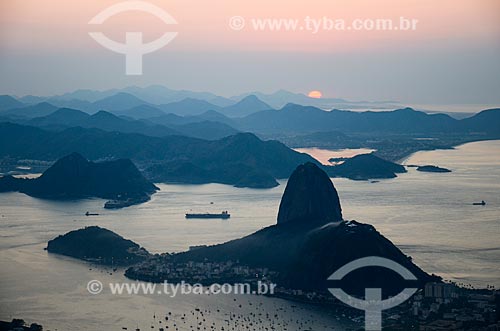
[13,85,399,110]
[1,86,499,189]
[1,92,273,120]
[4,97,500,138]
[4,106,237,140]
[0,117,478,188]
[0,123,317,188]
[236,104,500,135]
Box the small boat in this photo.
[472,200,486,206]
[185,211,230,219]
[85,211,99,216]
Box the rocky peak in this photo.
[277,162,342,226]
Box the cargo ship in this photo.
[185,211,230,219]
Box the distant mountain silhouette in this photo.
[46,88,118,102]
[36,92,153,113]
[231,90,349,109]
[0,102,58,119]
[237,105,466,135]
[0,152,158,200]
[159,98,221,116]
[18,94,47,104]
[118,85,234,106]
[19,107,238,140]
[47,226,150,265]
[146,113,191,126]
[8,87,498,137]
[150,110,236,127]
[460,108,500,134]
[27,109,180,137]
[92,92,151,112]
[28,107,89,127]
[84,110,178,136]
[174,120,239,140]
[0,95,24,111]
[219,95,273,118]
[192,110,236,125]
[17,86,401,111]
[112,105,166,119]
[128,163,438,294]
[19,86,231,106]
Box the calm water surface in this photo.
[293,147,375,165]
[0,140,499,330]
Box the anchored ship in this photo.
[185,210,230,219]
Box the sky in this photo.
[0,0,499,106]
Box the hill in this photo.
[112,105,166,119]
[174,120,239,140]
[0,152,158,201]
[328,153,407,180]
[92,92,151,112]
[235,104,500,137]
[0,95,24,111]
[11,106,237,140]
[219,95,273,118]
[159,98,221,116]
[460,108,500,135]
[237,105,463,135]
[28,107,90,127]
[47,226,150,265]
[0,102,58,119]
[27,109,180,137]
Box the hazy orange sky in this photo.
[1,0,499,104]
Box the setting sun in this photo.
[308,90,322,99]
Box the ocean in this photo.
[0,140,499,330]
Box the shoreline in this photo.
[397,138,500,164]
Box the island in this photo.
[416,165,452,173]
[0,152,159,208]
[325,153,407,180]
[46,226,150,265]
